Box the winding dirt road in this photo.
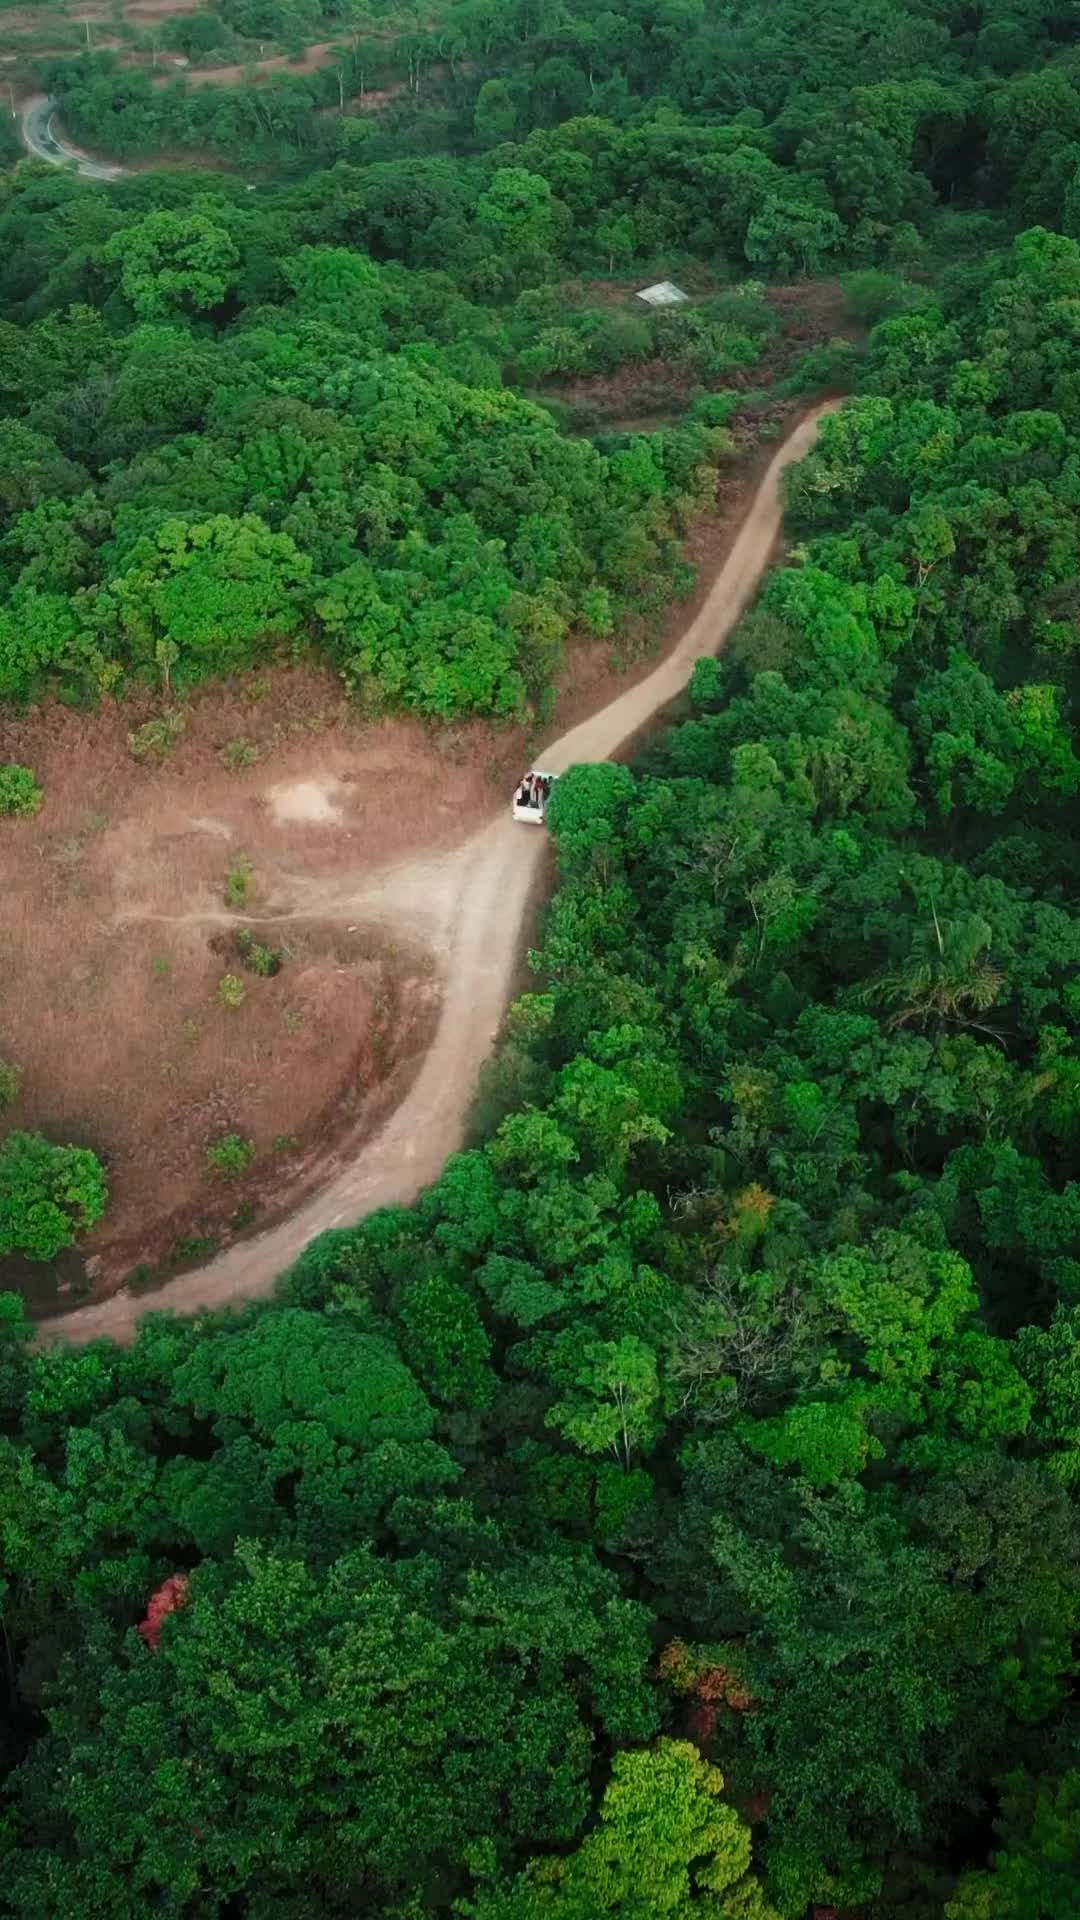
[38,403,837,1347]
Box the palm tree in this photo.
[863,902,1005,1037]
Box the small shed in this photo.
[635,281,689,307]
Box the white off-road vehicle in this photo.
[512,769,558,824]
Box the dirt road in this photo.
[38,403,837,1347]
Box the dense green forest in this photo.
[4,0,1080,1912]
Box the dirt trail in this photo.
[38,404,837,1347]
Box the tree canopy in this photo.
[3,0,1080,1914]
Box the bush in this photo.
[224,858,254,909]
[205,1132,256,1178]
[0,765,43,817]
[841,269,920,328]
[778,337,859,395]
[703,288,778,338]
[220,737,260,772]
[234,928,284,977]
[128,712,185,760]
[217,974,246,1009]
[0,1060,20,1107]
[0,1130,107,1260]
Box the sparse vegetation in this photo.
[127,712,186,760]
[219,736,261,773]
[0,765,43,817]
[0,1058,21,1107]
[169,1231,219,1265]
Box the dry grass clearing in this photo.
[0,670,517,1303]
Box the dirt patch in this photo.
[122,142,241,170]
[0,670,519,1302]
[766,277,850,334]
[157,39,340,87]
[124,0,205,17]
[550,358,689,432]
[266,773,343,825]
[81,918,442,1297]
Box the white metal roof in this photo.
[636,280,689,306]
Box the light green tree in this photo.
[0,1131,107,1261]
[462,1739,778,1917]
[546,1336,662,1469]
[104,211,240,320]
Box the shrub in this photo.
[220,736,260,772]
[235,928,284,977]
[0,1130,107,1260]
[224,857,254,909]
[205,1133,256,1177]
[128,711,186,760]
[217,974,246,1009]
[0,1059,20,1107]
[0,765,43,816]
[841,269,921,328]
[170,1232,218,1265]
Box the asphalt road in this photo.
[20,94,123,180]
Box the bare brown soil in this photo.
[124,0,205,18]
[0,675,520,1300]
[155,39,339,87]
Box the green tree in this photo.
[744,196,843,276]
[477,167,562,260]
[104,210,240,320]
[101,514,311,686]
[546,1336,662,1469]
[474,78,517,145]
[464,1739,777,1917]
[0,1131,107,1260]
[0,766,43,816]
[945,1769,1080,1920]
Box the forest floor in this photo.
[20,402,838,1343]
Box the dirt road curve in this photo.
[38,403,838,1347]
[21,95,125,179]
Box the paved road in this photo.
[38,403,840,1347]
[21,94,123,179]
